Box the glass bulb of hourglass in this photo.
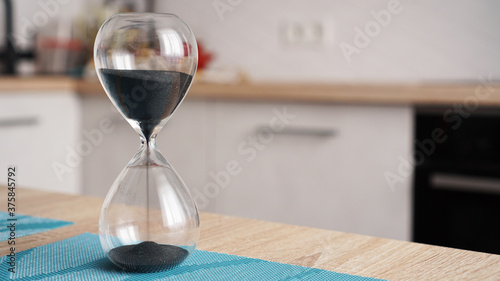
[94,13,199,272]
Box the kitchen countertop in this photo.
[1,186,499,280]
[1,76,500,106]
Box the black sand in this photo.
[108,241,189,272]
[99,69,192,139]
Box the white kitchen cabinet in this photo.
[80,96,136,197]
[81,97,211,209]
[0,92,82,194]
[201,101,413,241]
[80,97,413,240]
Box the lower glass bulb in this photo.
[99,139,200,272]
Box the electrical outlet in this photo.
[281,19,334,47]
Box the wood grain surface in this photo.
[0,186,499,280]
[0,76,75,92]
[1,76,500,106]
[78,79,500,106]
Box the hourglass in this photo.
[94,13,199,272]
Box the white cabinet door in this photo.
[158,99,212,208]
[80,96,136,197]
[0,92,82,194]
[82,97,210,207]
[204,101,413,240]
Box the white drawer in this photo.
[203,101,413,240]
[0,92,82,194]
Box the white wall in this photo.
[155,0,500,83]
[3,1,498,82]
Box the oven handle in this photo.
[430,173,500,194]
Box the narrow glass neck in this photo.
[140,135,157,150]
[134,134,168,168]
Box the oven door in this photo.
[413,107,500,254]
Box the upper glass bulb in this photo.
[95,12,197,140]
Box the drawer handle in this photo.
[430,173,500,194]
[257,126,337,137]
[0,116,38,128]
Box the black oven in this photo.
[413,107,500,254]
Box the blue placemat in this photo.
[0,212,73,241]
[0,233,384,280]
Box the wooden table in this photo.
[1,187,499,280]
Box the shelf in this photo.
[2,75,500,106]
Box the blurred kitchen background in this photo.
[1,0,500,255]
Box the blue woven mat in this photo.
[0,212,73,241]
[0,233,384,280]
